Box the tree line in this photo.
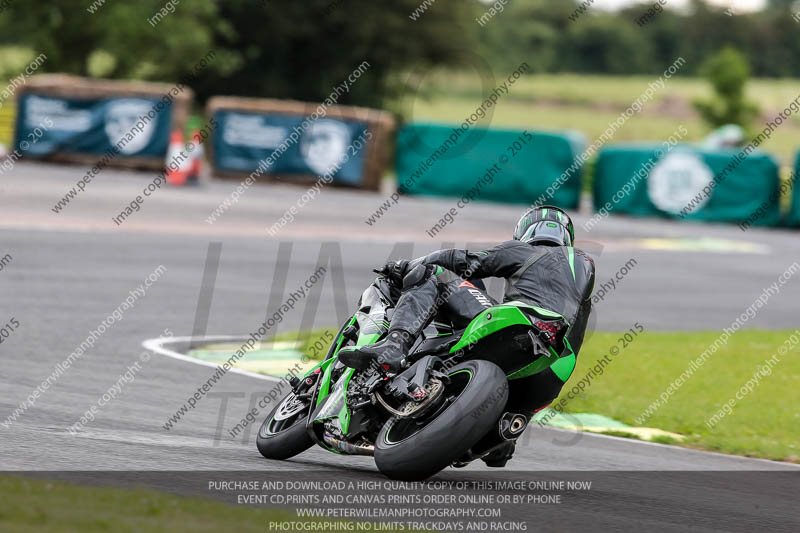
[1,0,798,108]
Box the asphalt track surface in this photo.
[1,162,798,530]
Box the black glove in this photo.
[374,260,409,286]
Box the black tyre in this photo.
[374,359,508,480]
[256,391,314,460]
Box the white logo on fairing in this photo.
[647,151,714,215]
[301,120,351,176]
[104,99,157,154]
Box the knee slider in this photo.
[402,264,434,290]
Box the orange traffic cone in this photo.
[165,130,191,186]
[186,130,205,183]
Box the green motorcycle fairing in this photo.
[309,281,391,442]
[449,300,575,380]
[304,282,577,453]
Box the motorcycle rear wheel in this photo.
[374,359,508,480]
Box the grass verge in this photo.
[403,72,800,164]
[0,475,303,533]
[565,329,799,462]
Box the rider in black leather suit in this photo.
[340,206,595,466]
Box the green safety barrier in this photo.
[395,124,585,208]
[787,151,800,227]
[593,144,781,226]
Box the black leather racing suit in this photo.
[403,240,596,417]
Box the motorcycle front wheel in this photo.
[256,391,314,460]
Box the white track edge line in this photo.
[141,335,281,382]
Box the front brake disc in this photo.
[273,392,307,421]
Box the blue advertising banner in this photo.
[211,110,369,185]
[14,93,172,158]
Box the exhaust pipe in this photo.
[322,432,374,456]
[499,412,528,440]
[452,413,528,467]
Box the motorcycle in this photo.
[256,272,568,480]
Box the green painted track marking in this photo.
[629,238,769,255]
[186,341,315,376]
[533,409,685,442]
[188,348,300,361]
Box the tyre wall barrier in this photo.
[14,74,192,170]
[206,97,394,191]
